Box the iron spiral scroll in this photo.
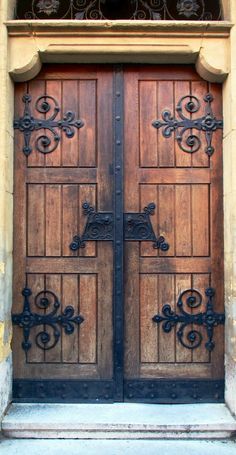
[14,94,84,156]
[70,202,169,252]
[12,288,84,359]
[152,93,223,156]
[153,287,225,352]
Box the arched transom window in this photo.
[16,0,222,21]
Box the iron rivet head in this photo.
[116,165,121,170]
[116,92,121,97]
[116,140,121,145]
[116,190,121,195]
[116,116,121,121]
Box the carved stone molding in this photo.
[6,21,231,82]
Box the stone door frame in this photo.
[1,0,236,418]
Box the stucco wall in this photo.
[0,0,15,422]
[224,0,236,414]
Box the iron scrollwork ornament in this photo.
[14,94,84,156]
[15,1,222,21]
[124,203,169,251]
[70,202,114,251]
[153,287,225,352]
[70,202,169,252]
[12,288,84,358]
[152,93,223,156]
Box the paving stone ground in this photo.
[0,439,236,455]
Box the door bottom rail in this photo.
[12,379,224,403]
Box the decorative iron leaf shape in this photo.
[14,94,84,156]
[153,287,225,351]
[152,93,223,156]
[16,0,222,21]
[70,202,169,252]
[12,288,84,359]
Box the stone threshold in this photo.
[2,403,236,440]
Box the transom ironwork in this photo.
[15,1,222,21]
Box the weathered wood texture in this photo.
[13,65,224,392]
[13,66,114,380]
[124,66,224,381]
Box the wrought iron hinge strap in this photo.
[12,288,84,359]
[70,202,169,252]
[153,287,225,352]
[152,93,223,156]
[14,94,84,156]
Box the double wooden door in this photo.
[12,65,225,403]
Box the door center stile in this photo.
[113,65,124,400]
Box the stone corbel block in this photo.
[196,39,230,82]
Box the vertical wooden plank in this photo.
[140,184,158,257]
[97,70,113,211]
[14,83,27,273]
[124,71,150,379]
[27,79,45,167]
[26,274,45,364]
[124,243,140,378]
[78,184,96,257]
[158,185,175,257]
[140,274,158,363]
[78,80,96,167]
[175,81,192,167]
[176,274,192,363]
[27,184,45,256]
[191,81,209,168]
[192,274,210,363]
[192,185,209,256]
[61,80,78,167]
[124,70,139,212]
[158,81,175,167]
[175,185,192,256]
[208,83,224,378]
[62,274,79,363]
[97,243,113,378]
[13,83,28,378]
[79,274,97,364]
[45,184,61,256]
[139,81,158,167]
[158,275,176,362]
[45,274,62,363]
[45,80,62,167]
[62,184,78,257]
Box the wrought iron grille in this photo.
[15,1,222,21]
